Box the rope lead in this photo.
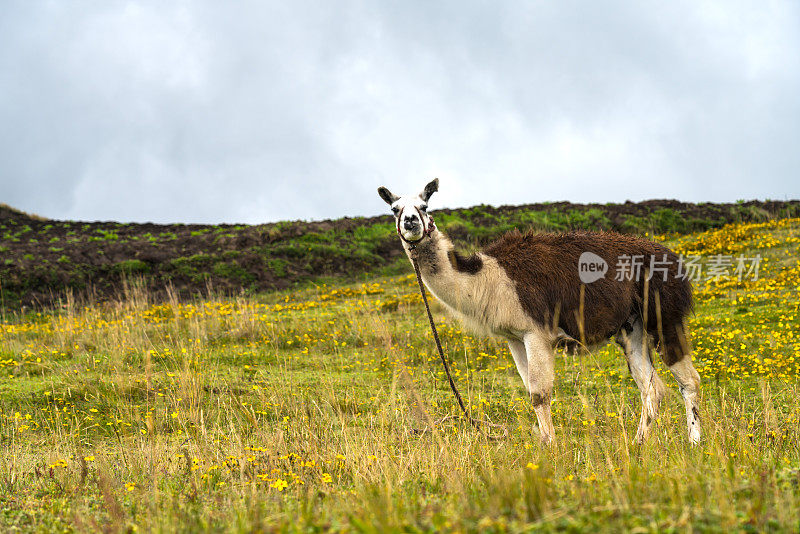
[411,255,479,429]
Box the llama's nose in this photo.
[403,217,418,230]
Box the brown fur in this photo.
[483,230,693,364]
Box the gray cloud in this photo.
[1,0,798,224]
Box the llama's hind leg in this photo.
[661,325,702,445]
[616,318,666,443]
[523,330,556,445]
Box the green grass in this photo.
[0,219,798,532]
[114,259,150,275]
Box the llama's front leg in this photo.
[508,339,529,391]
[524,330,556,445]
[616,319,666,443]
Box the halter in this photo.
[396,206,435,249]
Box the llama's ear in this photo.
[420,178,439,202]
[377,186,400,205]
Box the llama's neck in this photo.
[403,230,472,312]
[403,229,451,276]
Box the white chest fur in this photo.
[406,233,536,340]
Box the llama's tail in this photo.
[636,245,693,364]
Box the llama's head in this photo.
[377,178,438,244]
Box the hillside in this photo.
[1,199,798,309]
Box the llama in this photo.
[378,179,703,445]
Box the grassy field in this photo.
[0,218,799,532]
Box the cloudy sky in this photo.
[1,1,798,224]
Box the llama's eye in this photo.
[420,205,427,212]
[391,207,399,214]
